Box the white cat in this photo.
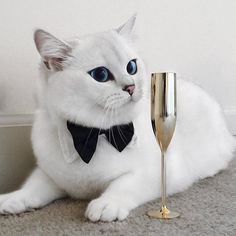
[0,15,235,222]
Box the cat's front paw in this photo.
[0,198,28,214]
[85,197,130,222]
[0,191,38,215]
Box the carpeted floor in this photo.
[0,158,235,236]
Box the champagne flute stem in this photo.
[161,151,167,208]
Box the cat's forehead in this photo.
[70,31,137,70]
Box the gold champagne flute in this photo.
[147,72,180,219]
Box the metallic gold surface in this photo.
[151,72,177,152]
[147,206,180,219]
[147,72,180,219]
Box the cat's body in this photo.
[0,16,235,221]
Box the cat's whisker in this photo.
[106,104,113,141]
[101,104,110,129]
[98,105,106,130]
[101,100,112,128]
[105,94,125,110]
[102,107,109,127]
[90,96,107,111]
[79,95,110,130]
[116,99,129,138]
[114,103,128,145]
[110,106,119,151]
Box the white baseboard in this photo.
[0,110,235,134]
[0,113,34,127]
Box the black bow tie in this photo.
[67,121,134,164]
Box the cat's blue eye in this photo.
[126,59,137,75]
[88,67,110,82]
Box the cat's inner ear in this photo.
[116,14,137,38]
[34,29,72,70]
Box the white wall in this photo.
[0,0,236,130]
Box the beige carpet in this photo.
[0,158,235,236]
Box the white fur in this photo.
[0,16,235,221]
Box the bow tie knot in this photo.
[98,129,107,135]
[67,122,134,164]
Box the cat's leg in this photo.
[85,171,158,222]
[0,167,66,214]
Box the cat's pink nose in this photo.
[122,84,135,95]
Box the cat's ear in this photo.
[117,14,137,38]
[34,29,72,70]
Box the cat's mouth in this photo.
[103,95,138,110]
[96,88,142,113]
[104,88,142,108]
[104,97,130,110]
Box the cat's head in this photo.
[34,15,147,129]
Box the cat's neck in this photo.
[43,98,143,130]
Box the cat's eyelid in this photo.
[130,58,137,63]
[87,66,107,73]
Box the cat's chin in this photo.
[55,95,142,130]
[67,104,138,129]
[99,100,141,128]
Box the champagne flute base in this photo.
[147,206,180,219]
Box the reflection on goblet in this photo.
[147,72,180,219]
